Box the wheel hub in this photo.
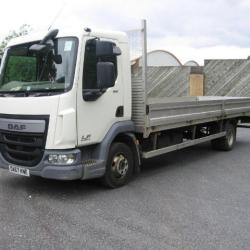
[112,154,129,178]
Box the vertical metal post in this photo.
[141,19,148,138]
[141,19,148,94]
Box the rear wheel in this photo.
[211,122,236,151]
[102,142,134,188]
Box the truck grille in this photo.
[0,131,47,167]
[0,115,49,167]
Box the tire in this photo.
[102,142,134,188]
[211,122,236,151]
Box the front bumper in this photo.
[0,149,106,181]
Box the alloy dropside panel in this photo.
[144,96,250,137]
[131,85,250,137]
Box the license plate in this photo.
[9,165,30,177]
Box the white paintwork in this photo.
[7,29,128,48]
[76,33,131,146]
[0,95,61,148]
[0,29,131,149]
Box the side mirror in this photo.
[97,62,115,89]
[96,40,121,57]
[53,54,62,64]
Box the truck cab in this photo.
[0,28,136,185]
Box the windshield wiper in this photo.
[0,91,29,97]
[0,88,65,97]
[30,89,65,96]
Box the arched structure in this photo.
[146,50,182,66]
[184,60,200,66]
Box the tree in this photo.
[0,24,32,55]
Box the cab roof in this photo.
[7,28,128,48]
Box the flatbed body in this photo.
[146,96,250,134]
[132,74,250,137]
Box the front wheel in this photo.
[102,142,134,188]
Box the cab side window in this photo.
[83,39,118,90]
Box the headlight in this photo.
[48,153,76,165]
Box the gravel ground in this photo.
[1,128,250,250]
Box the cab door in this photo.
[76,37,124,146]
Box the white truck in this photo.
[0,21,250,188]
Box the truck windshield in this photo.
[0,37,78,95]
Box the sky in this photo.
[1,0,250,65]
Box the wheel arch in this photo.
[113,133,141,175]
[92,121,140,174]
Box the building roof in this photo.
[184,60,200,66]
[147,50,182,66]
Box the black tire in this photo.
[102,142,134,188]
[211,122,236,151]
